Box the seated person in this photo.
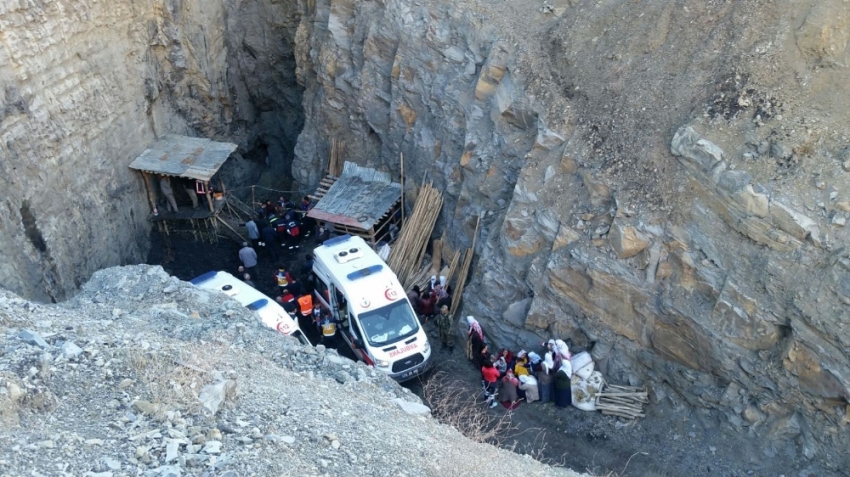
[497,348,515,370]
[494,355,508,378]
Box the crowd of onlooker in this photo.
[465,316,576,409]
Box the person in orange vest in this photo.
[297,293,313,319]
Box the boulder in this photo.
[61,341,84,359]
[733,184,769,218]
[552,224,581,251]
[716,170,753,193]
[608,221,650,259]
[670,126,726,173]
[769,201,818,241]
[534,121,565,150]
[198,376,236,415]
[391,398,431,416]
[18,329,49,349]
[501,298,532,328]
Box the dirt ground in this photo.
[410,340,811,477]
[148,229,816,477]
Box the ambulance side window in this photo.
[313,273,331,306]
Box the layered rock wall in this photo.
[0,0,304,301]
[291,0,850,465]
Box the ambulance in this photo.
[311,235,432,381]
[190,271,309,345]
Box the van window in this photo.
[358,300,419,346]
[314,272,331,306]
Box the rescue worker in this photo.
[318,310,339,346]
[278,289,297,316]
[297,293,313,319]
[435,305,454,353]
[275,268,292,295]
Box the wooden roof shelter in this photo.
[129,134,239,243]
[308,161,402,248]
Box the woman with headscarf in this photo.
[494,355,508,378]
[477,343,493,369]
[554,357,573,408]
[500,369,520,408]
[543,339,564,370]
[555,339,572,361]
[537,351,556,403]
[518,374,539,403]
[466,316,485,362]
[497,348,515,370]
[527,351,543,374]
[513,350,530,377]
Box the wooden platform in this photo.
[150,199,224,222]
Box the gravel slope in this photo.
[0,265,584,477]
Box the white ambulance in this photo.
[311,235,432,381]
[190,271,309,345]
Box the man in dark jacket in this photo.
[261,223,278,261]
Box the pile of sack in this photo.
[546,339,602,412]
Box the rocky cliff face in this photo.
[2,0,848,468]
[0,0,304,301]
[291,0,850,466]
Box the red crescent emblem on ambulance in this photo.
[360,298,371,308]
[384,288,398,301]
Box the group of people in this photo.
[242,196,324,261]
[236,205,342,347]
[410,277,456,353]
[467,316,575,409]
[156,175,203,214]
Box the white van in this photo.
[312,235,432,381]
[190,271,309,345]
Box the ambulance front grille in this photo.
[391,353,424,373]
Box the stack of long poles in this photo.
[449,214,481,315]
[387,182,443,288]
[594,384,648,419]
[328,139,344,177]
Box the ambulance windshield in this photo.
[358,299,420,346]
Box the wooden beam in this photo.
[140,172,158,215]
[204,182,215,212]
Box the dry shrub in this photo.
[504,428,568,468]
[793,141,816,157]
[0,395,19,427]
[125,343,228,418]
[588,451,650,477]
[420,370,516,445]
